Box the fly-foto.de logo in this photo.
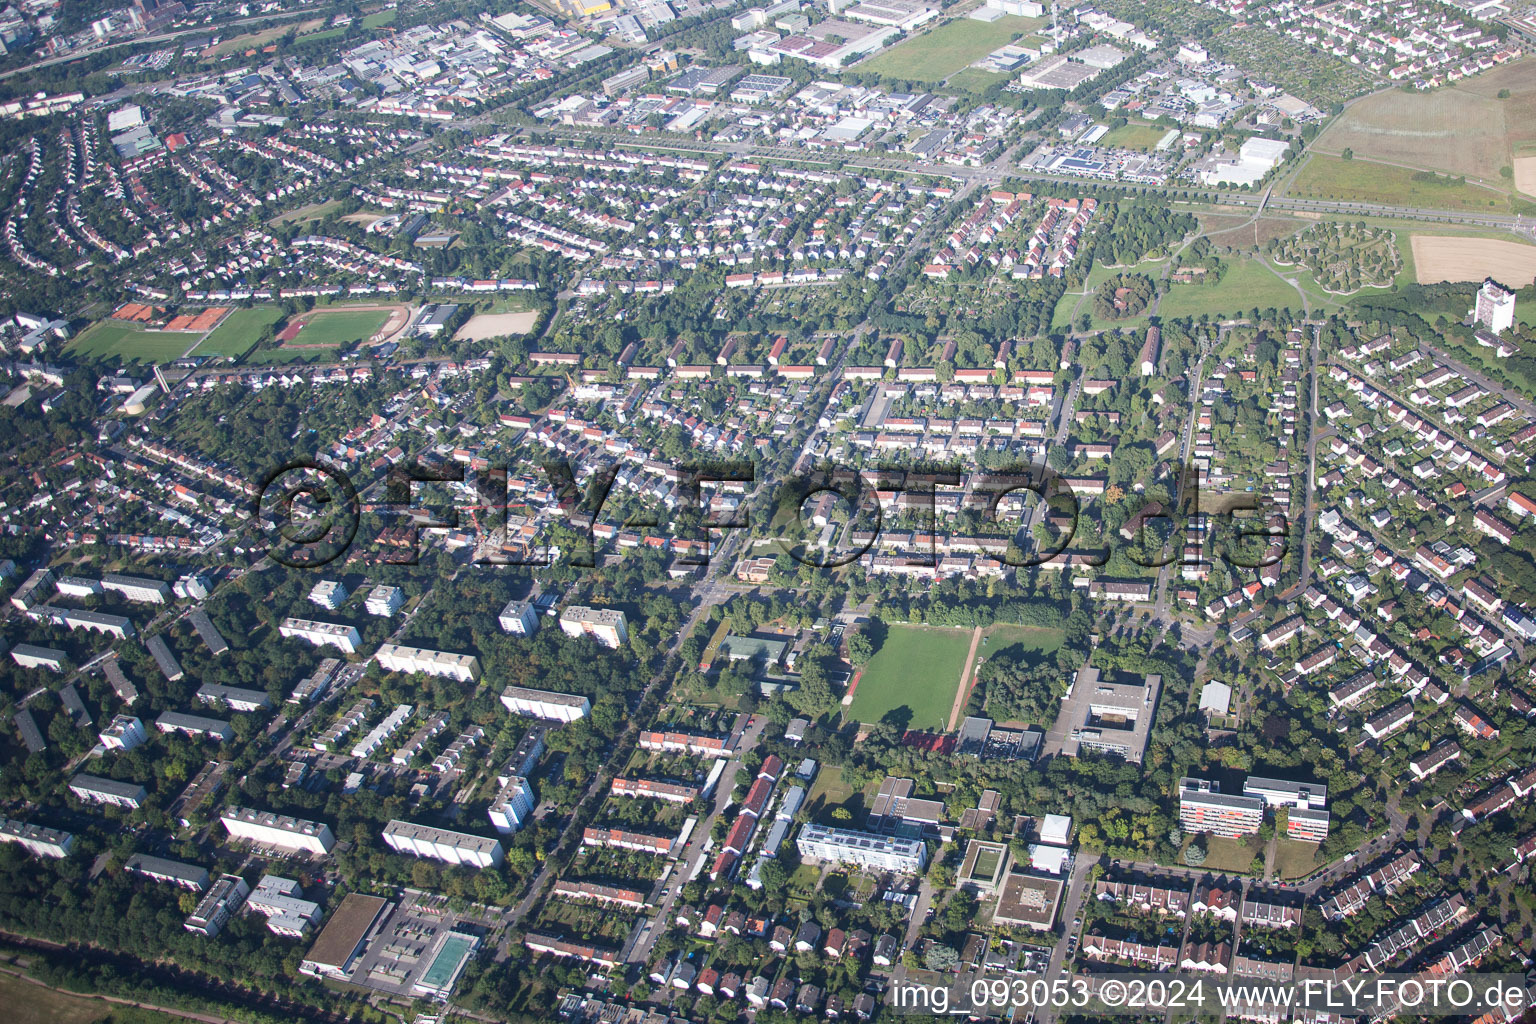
[250,456,1289,572]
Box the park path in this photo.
[946,626,985,731]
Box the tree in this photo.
[924,943,959,972]
[1341,148,1353,160]
[1182,837,1207,867]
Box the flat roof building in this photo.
[559,605,628,649]
[68,773,147,809]
[124,853,209,890]
[279,617,362,655]
[488,775,536,834]
[102,573,171,604]
[157,711,233,743]
[1057,665,1161,764]
[246,875,322,937]
[184,874,249,937]
[375,643,481,682]
[365,585,404,617]
[0,817,74,858]
[100,713,147,751]
[309,579,349,611]
[301,893,391,980]
[382,820,505,868]
[499,598,539,636]
[1179,778,1263,837]
[796,822,926,873]
[221,807,335,855]
[500,685,591,723]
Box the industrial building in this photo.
[301,893,392,980]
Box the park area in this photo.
[846,623,974,730]
[858,14,1041,83]
[1156,256,1306,319]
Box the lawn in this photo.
[67,321,192,363]
[945,67,1007,94]
[1100,122,1174,152]
[1050,256,1167,330]
[361,8,397,28]
[858,14,1042,83]
[978,623,1064,657]
[0,971,180,1024]
[1287,155,1518,213]
[285,308,390,347]
[847,623,973,730]
[1156,257,1306,320]
[1198,834,1265,874]
[1273,839,1320,879]
[191,305,284,358]
[806,764,864,824]
[268,198,344,226]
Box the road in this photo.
[1293,325,1324,597]
[1152,343,1210,624]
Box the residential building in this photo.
[99,714,147,751]
[499,598,539,635]
[279,617,362,654]
[381,820,505,868]
[500,685,591,722]
[68,773,147,809]
[0,818,74,858]
[374,643,481,682]
[1179,778,1263,836]
[220,807,335,855]
[796,822,927,872]
[365,585,404,617]
[558,605,628,648]
[184,874,250,937]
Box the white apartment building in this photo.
[488,775,536,833]
[101,573,171,604]
[12,643,67,671]
[559,605,628,649]
[99,714,148,751]
[0,817,75,858]
[68,773,147,809]
[796,823,927,873]
[1476,278,1516,335]
[220,807,336,855]
[374,643,481,682]
[382,820,505,868]
[499,598,539,636]
[500,685,591,722]
[365,585,404,617]
[309,579,349,610]
[279,617,362,654]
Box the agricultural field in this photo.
[1266,223,1402,294]
[858,14,1042,83]
[1313,85,1510,183]
[1099,122,1174,152]
[0,970,179,1024]
[66,321,193,363]
[1444,55,1536,162]
[846,623,974,730]
[190,305,285,358]
[1286,156,1517,213]
[1408,235,1536,286]
[1156,256,1305,320]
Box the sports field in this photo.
[847,624,973,729]
[67,321,192,362]
[190,305,284,358]
[277,307,393,348]
[1287,156,1515,212]
[859,14,1041,83]
[1156,257,1305,320]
